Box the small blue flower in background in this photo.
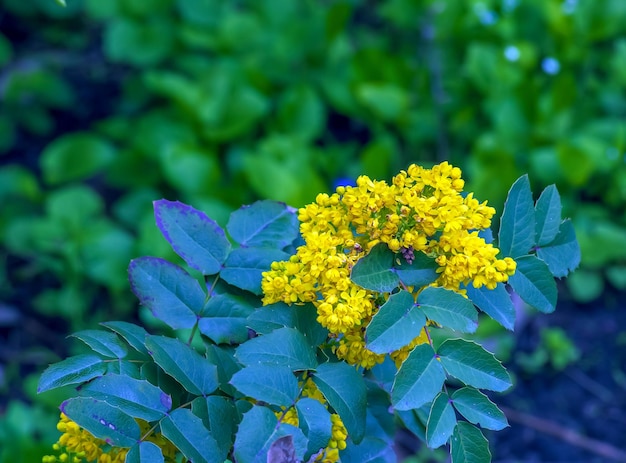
[332,177,355,190]
[541,57,561,75]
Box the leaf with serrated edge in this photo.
[451,387,508,431]
[393,251,439,287]
[227,200,299,248]
[418,286,478,333]
[145,336,218,395]
[450,422,491,463]
[537,220,580,278]
[71,330,128,359]
[465,283,515,331]
[230,365,299,408]
[426,392,457,449]
[351,243,399,292]
[161,409,222,463]
[366,290,425,354]
[153,199,231,275]
[508,255,557,313]
[78,374,171,422]
[128,257,204,329]
[312,362,367,443]
[221,247,289,295]
[60,397,140,448]
[438,339,511,392]
[295,398,332,460]
[535,184,562,246]
[191,396,236,458]
[199,293,254,344]
[392,344,445,411]
[126,441,164,463]
[235,327,317,371]
[38,354,106,393]
[101,321,149,355]
[498,174,536,258]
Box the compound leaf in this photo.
[351,243,398,292]
[220,247,289,295]
[161,408,223,463]
[101,321,149,355]
[426,392,457,449]
[295,398,332,460]
[498,175,536,258]
[418,287,478,333]
[465,283,515,331]
[534,184,562,246]
[126,442,164,463]
[508,255,557,313]
[451,387,508,431]
[227,200,299,248]
[230,365,299,408]
[536,220,580,278]
[235,327,317,371]
[199,293,255,344]
[71,330,128,359]
[450,422,491,463]
[38,354,106,393]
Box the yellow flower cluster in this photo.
[43,414,177,463]
[262,162,516,368]
[275,378,348,463]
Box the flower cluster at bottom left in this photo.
[43,413,177,463]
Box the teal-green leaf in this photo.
[126,442,164,463]
[78,374,171,422]
[128,257,204,329]
[465,283,515,331]
[38,354,106,393]
[234,405,307,463]
[235,327,317,371]
[537,220,580,278]
[418,287,478,333]
[145,336,218,395]
[350,243,399,292]
[191,396,236,458]
[294,302,329,348]
[391,344,445,411]
[247,302,297,334]
[366,290,426,354]
[438,339,511,392]
[153,199,231,275]
[426,392,457,449]
[230,365,299,408]
[393,251,439,287]
[451,387,508,431]
[71,330,128,359]
[227,200,299,249]
[206,344,241,397]
[161,408,223,463]
[101,321,149,355]
[40,132,115,185]
[508,255,557,313]
[534,185,562,246]
[295,398,332,460]
[221,247,290,295]
[450,422,491,463]
[498,174,536,258]
[60,397,140,447]
[312,362,367,443]
[199,293,255,344]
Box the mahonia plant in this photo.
[38,162,580,463]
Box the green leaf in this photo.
[235,327,318,371]
[206,344,241,396]
[126,442,164,463]
[465,283,515,331]
[191,396,237,458]
[128,257,204,329]
[221,247,290,295]
[426,392,457,449]
[393,251,439,287]
[534,185,562,246]
[227,200,299,249]
[537,220,580,278]
[40,132,115,185]
[199,293,255,344]
[145,336,218,395]
[60,397,140,448]
[71,330,128,359]
[230,365,299,408]
[295,398,332,460]
[78,374,171,422]
[508,255,557,313]
[246,302,297,334]
[350,243,399,292]
[438,339,512,392]
[38,354,106,393]
[101,321,149,355]
[161,408,223,463]
[391,344,445,411]
[366,290,426,354]
[234,405,307,463]
[55,0,67,6]
[312,362,367,443]
[498,174,536,258]
[153,199,231,275]
[451,387,508,431]
[450,422,491,463]
[294,303,329,348]
[418,287,478,333]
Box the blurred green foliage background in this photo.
[1,0,625,461]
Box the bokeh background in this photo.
[1,1,626,462]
